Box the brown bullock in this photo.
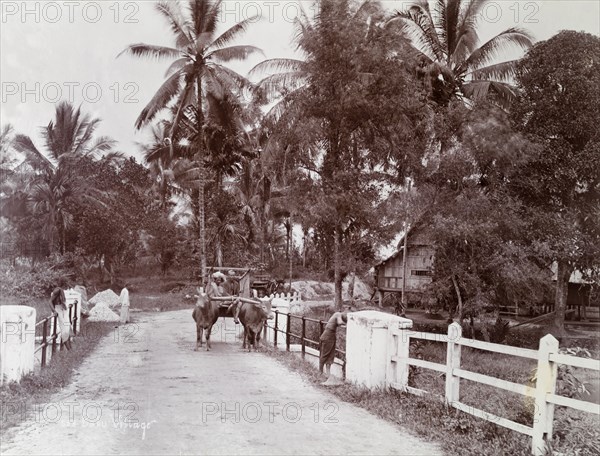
[228,298,274,351]
[191,288,220,351]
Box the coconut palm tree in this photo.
[9,102,116,253]
[141,121,198,210]
[388,0,534,107]
[119,0,263,283]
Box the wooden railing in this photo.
[387,322,600,455]
[265,310,346,379]
[33,301,78,368]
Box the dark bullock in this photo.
[191,289,220,351]
[228,298,274,351]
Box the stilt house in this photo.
[374,224,435,307]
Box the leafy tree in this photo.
[407,102,551,325]
[388,0,534,107]
[120,0,262,284]
[9,102,116,254]
[511,31,600,335]
[72,156,155,283]
[206,189,245,267]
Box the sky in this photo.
[1,0,599,162]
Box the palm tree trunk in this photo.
[196,74,207,285]
[260,176,271,265]
[348,271,356,303]
[288,213,293,291]
[302,227,308,268]
[61,221,66,255]
[452,274,463,322]
[334,225,343,310]
[216,238,223,267]
[554,260,572,337]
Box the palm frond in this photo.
[466,60,519,82]
[209,45,264,63]
[387,12,442,63]
[256,71,307,102]
[209,65,254,98]
[86,136,117,155]
[135,71,183,129]
[353,0,385,23]
[13,135,54,171]
[210,15,263,50]
[445,0,462,55]
[249,58,305,78]
[117,44,181,61]
[462,80,517,108]
[402,2,445,61]
[71,117,102,155]
[165,58,190,78]
[191,0,220,37]
[169,82,196,150]
[155,1,192,48]
[459,27,534,75]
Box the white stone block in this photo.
[0,306,36,385]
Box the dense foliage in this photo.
[0,2,597,325]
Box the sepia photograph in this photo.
[0,1,599,455]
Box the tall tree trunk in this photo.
[334,225,343,310]
[289,213,293,291]
[48,228,55,255]
[260,176,271,266]
[302,228,308,268]
[554,260,572,337]
[196,75,207,285]
[98,256,104,282]
[451,274,463,322]
[216,238,223,267]
[61,222,66,255]
[285,219,291,260]
[348,271,355,304]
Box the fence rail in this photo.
[34,301,78,369]
[265,309,346,379]
[387,322,600,455]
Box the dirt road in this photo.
[1,310,442,456]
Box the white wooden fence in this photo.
[263,291,302,304]
[387,322,600,455]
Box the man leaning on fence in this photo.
[319,312,347,381]
[48,287,73,351]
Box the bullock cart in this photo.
[205,266,269,317]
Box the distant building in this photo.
[373,224,435,307]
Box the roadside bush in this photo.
[0,261,73,298]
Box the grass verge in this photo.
[266,347,599,456]
[0,321,115,436]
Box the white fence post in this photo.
[445,322,462,405]
[347,311,412,389]
[64,288,82,333]
[532,334,559,455]
[0,306,36,385]
[390,328,410,391]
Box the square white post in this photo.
[0,306,36,384]
[64,288,82,333]
[346,311,412,389]
[532,334,559,455]
[445,322,462,405]
[268,298,289,347]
